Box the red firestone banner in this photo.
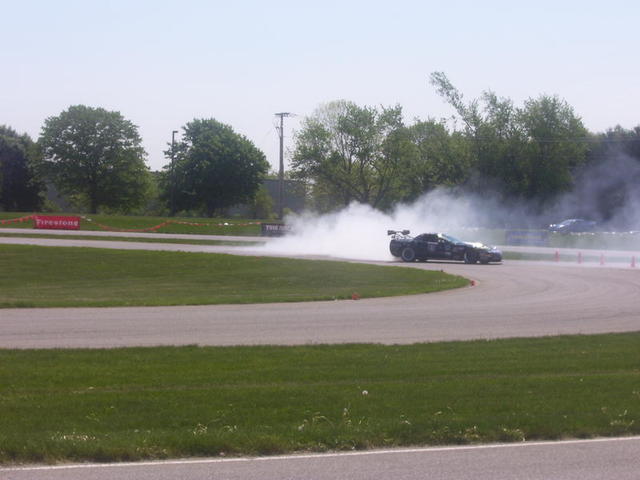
[33,215,80,230]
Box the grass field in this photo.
[0,244,467,307]
[0,213,262,236]
[0,333,638,464]
[502,251,634,263]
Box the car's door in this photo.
[412,234,431,257]
[419,234,439,258]
[434,236,453,259]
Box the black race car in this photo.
[388,230,502,264]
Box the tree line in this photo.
[0,106,269,216]
[1,73,639,222]
[292,73,640,225]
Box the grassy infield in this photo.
[1,213,639,464]
[2,336,639,464]
[0,245,465,308]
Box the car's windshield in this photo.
[439,234,464,244]
[559,219,577,226]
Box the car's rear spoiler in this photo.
[387,229,410,236]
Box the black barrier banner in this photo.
[261,223,291,237]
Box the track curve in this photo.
[1,236,639,348]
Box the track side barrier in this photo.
[0,214,262,232]
[81,217,262,232]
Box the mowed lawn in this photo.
[0,244,468,307]
[0,334,639,464]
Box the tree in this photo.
[517,95,589,201]
[429,72,589,205]
[291,100,414,211]
[0,126,44,211]
[250,184,274,219]
[588,125,640,162]
[39,105,151,213]
[165,118,269,216]
[403,120,472,200]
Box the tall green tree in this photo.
[517,95,589,200]
[291,100,413,211]
[403,120,472,199]
[39,105,150,213]
[429,72,589,204]
[165,118,268,216]
[430,73,528,195]
[0,126,44,211]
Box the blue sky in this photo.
[1,0,638,171]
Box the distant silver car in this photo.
[548,219,597,233]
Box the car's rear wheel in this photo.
[401,247,416,262]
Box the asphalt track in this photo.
[1,235,640,348]
[3,437,640,480]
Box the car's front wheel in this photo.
[401,247,416,262]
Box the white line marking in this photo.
[3,436,640,472]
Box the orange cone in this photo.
[555,250,560,262]
[578,252,582,264]
[600,254,605,266]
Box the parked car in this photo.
[388,230,502,264]
[548,218,597,233]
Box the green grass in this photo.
[0,212,262,236]
[502,251,632,263]
[0,333,639,464]
[0,244,467,307]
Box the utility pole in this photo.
[274,112,291,220]
[170,130,178,216]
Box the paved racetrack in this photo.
[1,236,639,348]
[4,437,640,480]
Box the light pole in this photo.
[170,130,178,216]
[274,113,291,220]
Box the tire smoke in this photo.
[261,152,640,261]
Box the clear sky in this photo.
[1,0,638,171]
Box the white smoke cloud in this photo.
[261,189,487,261]
[261,152,640,261]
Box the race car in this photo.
[388,230,502,264]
